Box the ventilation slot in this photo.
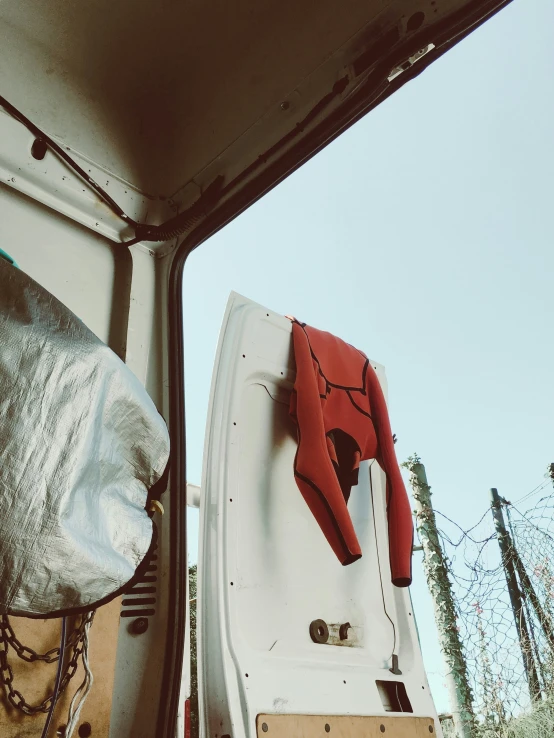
[120,547,158,618]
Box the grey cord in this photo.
[40,616,67,738]
[369,459,397,658]
[395,682,404,712]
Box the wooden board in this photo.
[0,598,122,738]
[256,714,437,738]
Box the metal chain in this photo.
[0,611,95,715]
[0,614,85,663]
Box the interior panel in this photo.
[0,0,500,199]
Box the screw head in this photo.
[325,724,331,733]
[262,723,269,733]
[130,617,149,635]
[78,723,92,738]
[280,101,290,111]
[429,726,434,734]
[380,726,385,733]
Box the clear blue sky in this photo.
[183,0,554,714]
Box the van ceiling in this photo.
[0,1,509,204]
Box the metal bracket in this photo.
[389,654,402,675]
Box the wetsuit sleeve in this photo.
[366,364,413,587]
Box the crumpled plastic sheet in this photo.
[0,258,170,617]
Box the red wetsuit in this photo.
[289,320,413,587]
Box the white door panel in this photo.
[198,293,438,738]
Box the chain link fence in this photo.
[425,468,554,737]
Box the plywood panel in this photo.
[0,598,121,737]
[256,714,437,738]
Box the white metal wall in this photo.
[0,183,122,347]
[0,179,174,738]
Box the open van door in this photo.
[198,293,438,738]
